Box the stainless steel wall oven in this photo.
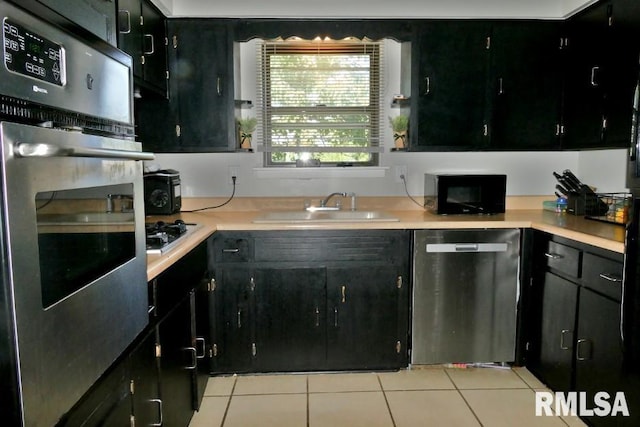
[0,1,153,425]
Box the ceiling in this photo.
[151,0,595,19]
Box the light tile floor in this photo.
[189,366,588,427]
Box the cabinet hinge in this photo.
[130,414,135,427]
[130,379,135,395]
[175,124,181,137]
[139,15,144,26]
[607,4,613,26]
[483,124,488,137]
[164,36,168,46]
[396,341,402,354]
[396,276,403,289]
[526,341,530,351]
[166,70,169,80]
[250,277,256,292]
[252,343,257,357]
[529,277,534,288]
[155,343,162,358]
[602,118,608,130]
[212,343,218,357]
[141,55,145,65]
[486,36,491,50]
[208,278,217,292]
[172,35,178,49]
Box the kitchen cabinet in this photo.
[59,240,210,426]
[209,230,411,373]
[136,19,236,152]
[411,21,489,150]
[562,0,640,149]
[118,0,168,95]
[411,20,563,151]
[36,0,117,46]
[526,232,634,426]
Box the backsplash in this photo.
[151,149,628,198]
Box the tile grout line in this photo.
[443,368,485,427]
[512,368,574,426]
[306,375,310,427]
[219,375,238,427]
[376,373,397,427]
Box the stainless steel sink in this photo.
[252,210,400,223]
[37,212,135,225]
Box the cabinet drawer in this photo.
[214,237,251,262]
[543,241,581,278]
[582,253,623,301]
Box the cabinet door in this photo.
[326,266,406,370]
[191,280,211,410]
[411,21,490,150]
[171,20,235,152]
[489,21,562,150]
[533,272,578,393]
[576,288,626,427]
[253,267,327,372]
[157,297,194,427]
[140,0,168,93]
[130,329,162,426]
[117,0,143,79]
[215,267,254,372]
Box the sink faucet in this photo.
[305,192,357,211]
[106,194,134,213]
[320,192,347,208]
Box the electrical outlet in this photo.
[394,165,408,183]
[228,166,239,185]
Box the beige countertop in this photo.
[146,197,626,281]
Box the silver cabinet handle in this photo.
[118,10,131,34]
[560,329,572,350]
[498,77,504,95]
[576,339,592,361]
[217,77,222,96]
[150,398,163,427]
[184,347,197,369]
[424,77,431,95]
[195,337,206,359]
[599,273,622,283]
[341,285,346,303]
[544,252,563,259]
[222,248,239,253]
[591,66,600,87]
[14,142,155,161]
[143,34,155,55]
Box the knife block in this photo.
[566,189,609,216]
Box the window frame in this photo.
[258,39,383,167]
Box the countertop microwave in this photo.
[424,174,507,215]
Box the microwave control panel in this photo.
[3,18,66,86]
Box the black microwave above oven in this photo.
[424,174,507,215]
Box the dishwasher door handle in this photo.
[426,243,509,253]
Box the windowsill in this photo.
[253,167,389,179]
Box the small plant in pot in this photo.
[237,117,257,150]
[389,114,409,149]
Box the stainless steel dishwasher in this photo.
[411,229,520,364]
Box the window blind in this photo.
[256,38,384,166]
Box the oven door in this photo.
[0,122,150,426]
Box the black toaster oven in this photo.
[144,169,182,215]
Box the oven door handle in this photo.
[14,143,155,161]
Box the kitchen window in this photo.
[257,38,384,167]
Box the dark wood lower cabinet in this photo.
[210,230,411,374]
[130,330,161,427]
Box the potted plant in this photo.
[389,114,409,149]
[237,117,257,150]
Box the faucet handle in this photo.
[347,192,357,211]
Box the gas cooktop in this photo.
[145,219,200,255]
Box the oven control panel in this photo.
[3,19,66,86]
